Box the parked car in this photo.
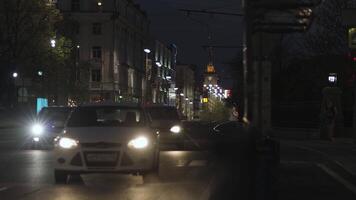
[53,103,159,184]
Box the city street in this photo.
[0,127,248,200]
[0,127,356,199]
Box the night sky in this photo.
[135,0,242,87]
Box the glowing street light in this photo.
[50,39,56,48]
[144,48,151,54]
[12,72,18,78]
[98,1,102,6]
[155,61,162,67]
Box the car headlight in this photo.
[170,125,182,134]
[31,124,44,136]
[58,137,78,149]
[128,136,149,149]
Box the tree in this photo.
[0,0,64,106]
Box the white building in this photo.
[57,0,149,103]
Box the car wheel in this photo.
[54,170,68,184]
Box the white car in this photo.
[53,104,159,183]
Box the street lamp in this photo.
[50,39,56,48]
[144,48,151,54]
[37,70,43,76]
[155,61,162,67]
[76,45,80,49]
[12,72,18,78]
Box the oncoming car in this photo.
[29,106,72,147]
[145,106,184,150]
[53,104,159,183]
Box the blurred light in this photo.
[59,137,78,149]
[31,124,44,136]
[156,62,162,67]
[12,72,18,78]
[185,98,189,101]
[50,39,56,48]
[38,70,43,76]
[174,87,178,90]
[144,48,151,53]
[189,101,193,105]
[180,93,184,96]
[97,1,102,6]
[203,98,208,103]
[77,45,80,49]
[166,76,171,80]
[128,136,149,149]
[33,137,40,142]
[170,125,182,134]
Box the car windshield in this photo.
[38,108,71,125]
[67,106,146,127]
[147,107,180,120]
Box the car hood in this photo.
[151,120,181,129]
[61,127,154,143]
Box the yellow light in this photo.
[203,98,208,103]
[98,2,102,6]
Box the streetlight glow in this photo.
[50,39,56,48]
[144,48,151,54]
[155,62,162,67]
[12,72,18,78]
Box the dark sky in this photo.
[135,0,243,86]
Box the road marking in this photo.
[316,163,356,195]
[0,187,8,192]
[188,160,208,167]
[281,141,356,177]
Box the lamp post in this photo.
[144,48,151,105]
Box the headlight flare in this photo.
[170,125,181,134]
[58,137,78,149]
[31,124,44,135]
[128,136,149,149]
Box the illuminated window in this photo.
[349,28,356,48]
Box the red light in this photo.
[352,57,356,61]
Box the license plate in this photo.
[86,153,117,162]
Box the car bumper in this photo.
[54,145,156,173]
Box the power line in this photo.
[178,9,244,17]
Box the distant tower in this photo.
[204,46,218,86]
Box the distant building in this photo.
[176,64,195,120]
[145,40,176,106]
[57,0,150,103]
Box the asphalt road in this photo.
[1,127,356,200]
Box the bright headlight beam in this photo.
[31,124,44,135]
[170,125,181,134]
[128,136,149,149]
[59,137,78,149]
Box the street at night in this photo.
[2,0,356,199]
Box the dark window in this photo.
[91,69,101,82]
[92,23,102,35]
[92,46,102,59]
[71,0,80,11]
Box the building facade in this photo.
[57,0,149,103]
[145,40,176,106]
[176,64,195,120]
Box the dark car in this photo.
[29,106,72,147]
[145,106,185,150]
